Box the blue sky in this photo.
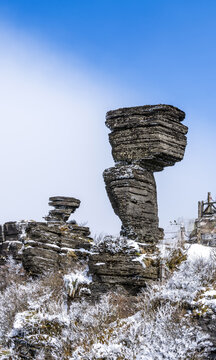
[0,1,215,235]
[1,0,216,106]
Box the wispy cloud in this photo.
[0,24,123,234]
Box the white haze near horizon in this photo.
[0,24,216,237]
[0,25,123,236]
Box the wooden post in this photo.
[198,201,202,219]
[197,222,201,244]
[180,225,185,246]
[201,201,204,217]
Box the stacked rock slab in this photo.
[103,165,160,244]
[0,222,24,265]
[44,196,80,223]
[0,196,92,275]
[88,236,160,297]
[88,105,188,296]
[104,104,188,244]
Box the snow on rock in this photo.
[132,254,147,268]
[95,262,105,266]
[93,235,140,254]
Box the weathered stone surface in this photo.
[0,197,92,275]
[45,196,80,223]
[103,164,163,243]
[106,104,188,172]
[103,104,187,244]
[89,253,158,282]
[106,104,185,126]
[21,222,92,275]
[0,222,23,263]
[87,235,161,297]
[88,237,160,297]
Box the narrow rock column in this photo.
[103,164,161,244]
[104,104,188,244]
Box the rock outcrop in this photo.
[22,221,92,275]
[0,222,23,265]
[89,236,160,297]
[0,105,188,295]
[104,104,188,243]
[0,196,92,275]
[89,105,188,294]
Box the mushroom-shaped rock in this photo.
[44,196,80,223]
[104,104,188,243]
[106,104,188,172]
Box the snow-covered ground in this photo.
[187,243,212,261]
[0,243,215,359]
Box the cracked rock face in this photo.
[106,104,188,172]
[22,221,92,275]
[103,164,162,243]
[0,197,92,275]
[44,196,81,223]
[104,104,188,243]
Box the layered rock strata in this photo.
[22,221,92,275]
[89,236,160,297]
[44,196,80,223]
[0,196,92,274]
[104,104,188,243]
[106,104,187,171]
[0,222,24,265]
[103,164,162,244]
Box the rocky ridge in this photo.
[0,104,188,295]
[0,197,92,275]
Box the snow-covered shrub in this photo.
[0,244,215,359]
[0,260,66,346]
[64,268,92,298]
[68,298,211,360]
[165,246,187,272]
[158,249,216,305]
[0,256,26,291]
[10,309,68,359]
[93,234,139,254]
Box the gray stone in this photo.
[0,197,92,275]
[89,244,160,297]
[103,104,188,243]
[45,196,80,223]
[106,104,188,172]
[22,221,92,275]
[103,164,163,243]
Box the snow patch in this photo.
[132,254,146,268]
[187,244,212,262]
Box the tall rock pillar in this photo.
[103,104,188,245]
